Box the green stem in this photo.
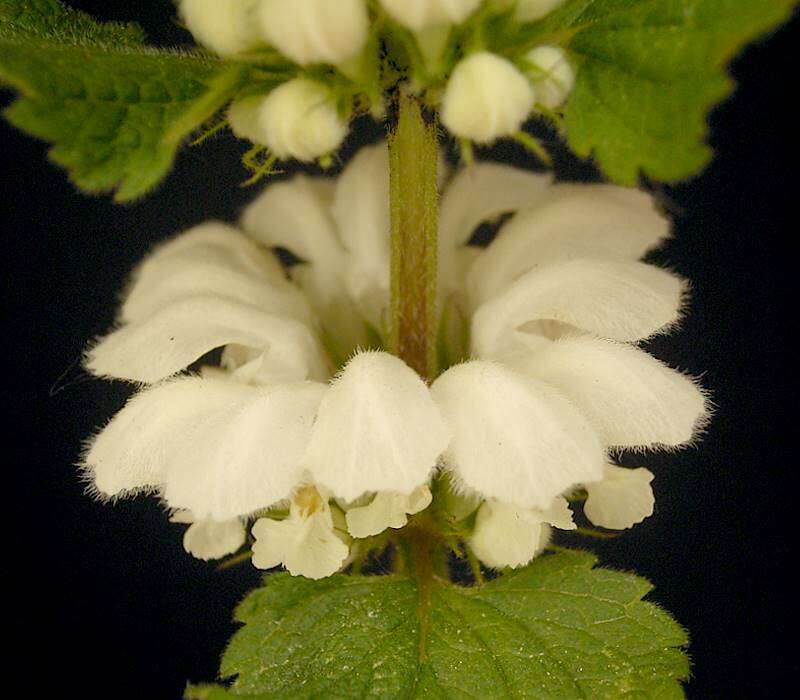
[388,91,439,380]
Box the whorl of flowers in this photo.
[178,0,574,163]
[82,145,708,579]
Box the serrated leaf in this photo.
[216,550,688,698]
[0,0,247,201]
[507,0,797,184]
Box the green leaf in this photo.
[508,0,797,184]
[214,550,689,698]
[0,0,247,201]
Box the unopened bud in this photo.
[258,0,369,66]
[525,45,575,110]
[441,52,534,143]
[178,0,262,56]
[379,0,481,30]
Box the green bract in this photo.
[187,550,688,699]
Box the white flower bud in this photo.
[441,52,534,143]
[525,45,575,109]
[242,79,347,161]
[178,0,262,56]
[514,0,568,22]
[379,0,481,30]
[257,0,369,66]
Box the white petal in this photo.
[87,296,328,384]
[471,259,685,358]
[305,351,450,501]
[84,377,254,498]
[241,174,346,298]
[510,336,708,449]
[468,184,669,306]
[121,227,309,325]
[252,505,349,579]
[525,45,575,110]
[345,485,433,538]
[469,500,549,569]
[179,0,262,56]
[539,496,576,530]
[257,0,368,66]
[378,0,481,30]
[432,361,604,509]
[441,52,534,144]
[181,518,247,561]
[331,144,391,310]
[585,465,655,530]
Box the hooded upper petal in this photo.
[471,259,686,359]
[584,465,655,530]
[468,184,670,306]
[509,336,708,449]
[304,351,450,501]
[86,296,328,384]
[431,360,604,509]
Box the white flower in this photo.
[379,0,481,30]
[513,0,568,22]
[178,0,262,56]
[525,45,575,110]
[84,145,707,574]
[251,486,350,579]
[585,465,655,530]
[469,496,575,569]
[257,0,369,66]
[170,510,247,561]
[244,78,348,161]
[345,485,433,538]
[441,52,534,143]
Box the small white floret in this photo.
[441,52,534,143]
[304,351,450,502]
[179,0,262,56]
[525,45,575,110]
[251,487,350,579]
[431,361,604,510]
[258,79,348,161]
[469,496,574,569]
[345,485,433,538]
[379,0,481,30]
[170,511,246,561]
[257,0,369,66]
[584,465,655,530]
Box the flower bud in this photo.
[379,0,481,30]
[525,45,575,110]
[257,0,369,66]
[441,52,534,143]
[229,80,348,161]
[514,0,568,22]
[178,0,262,56]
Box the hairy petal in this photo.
[432,361,604,509]
[471,259,685,358]
[305,352,450,501]
[510,336,708,449]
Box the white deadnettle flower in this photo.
[379,0,482,30]
[469,496,574,569]
[84,144,706,574]
[235,78,347,162]
[525,45,575,110]
[178,0,263,56]
[257,0,369,66]
[442,52,534,143]
[251,486,350,579]
[170,510,247,561]
[584,465,655,530]
[345,485,433,539]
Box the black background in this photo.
[2,2,797,697]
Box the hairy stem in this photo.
[388,92,439,380]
